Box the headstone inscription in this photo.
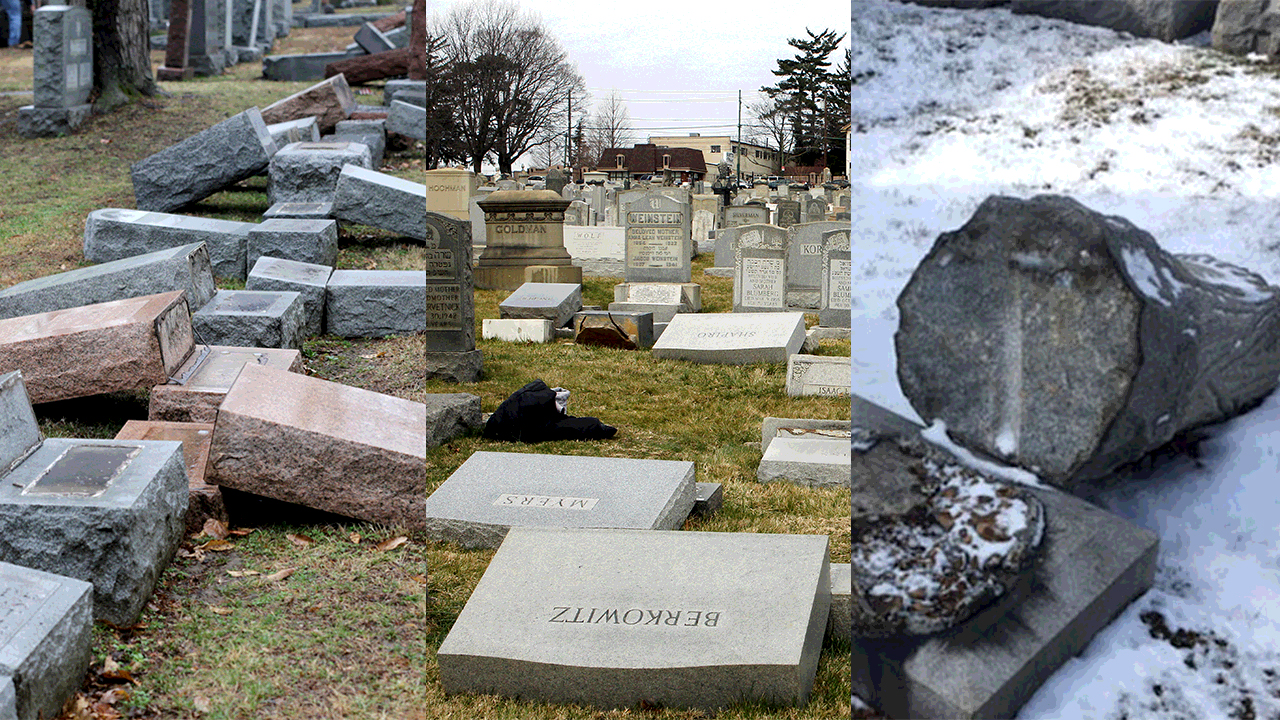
[437,527,831,711]
[775,199,801,228]
[651,312,806,365]
[786,221,846,309]
[17,6,93,139]
[624,194,692,283]
[819,229,852,328]
[424,211,481,382]
[785,354,853,397]
[0,562,93,720]
[732,224,789,312]
[424,168,477,222]
[474,190,581,290]
[722,203,768,230]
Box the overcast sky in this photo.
[429,0,851,168]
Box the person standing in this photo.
[1,0,23,48]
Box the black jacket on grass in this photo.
[483,380,617,443]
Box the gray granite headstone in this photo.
[386,100,426,141]
[265,117,320,147]
[130,108,278,214]
[652,312,806,365]
[246,217,338,269]
[0,242,216,320]
[624,194,692,283]
[786,221,845,309]
[244,257,333,337]
[325,270,426,338]
[723,204,768,230]
[733,224,789,312]
[424,451,695,549]
[437,526,831,710]
[775,200,800,228]
[31,6,92,109]
[353,21,394,53]
[191,289,306,349]
[757,426,851,488]
[0,439,187,627]
[498,283,582,328]
[83,208,256,280]
[332,165,427,240]
[0,372,41,476]
[819,229,851,328]
[802,197,827,224]
[424,211,481,382]
[0,562,93,720]
[268,141,372,205]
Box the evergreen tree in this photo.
[761,28,846,168]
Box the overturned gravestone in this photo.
[268,141,372,206]
[653,312,805,365]
[260,74,355,133]
[191,289,305,349]
[0,562,93,720]
[266,117,321,147]
[0,292,195,405]
[437,527,831,711]
[843,394,1156,719]
[325,270,424,337]
[115,420,222,534]
[149,345,302,423]
[573,310,654,350]
[498,283,581,329]
[0,372,41,475]
[0,243,216,320]
[898,194,1280,490]
[757,418,852,488]
[246,217,339,270]
[332,165,426,240]
[0,432,188,626]
[424,452,695,549]
[131,108,278,213]
[245,257,332,337]
[207,364,479,529]
[386,99,425,140]
[84,208,256,280]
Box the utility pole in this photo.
[566,94,572,168]
[736,90,742,183]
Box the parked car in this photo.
[767,176,781,189]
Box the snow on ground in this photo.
[847,2,1280,718]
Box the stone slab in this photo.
[0,373,41,477]
[262,49,362,81]
[327,128,384,169]
[16,104,91,139]
[829,564,851,643]
[573,310,654,350]
[246,217,339,269]
[385,99,424,140]
[0,437,188,626]
[785,354,852,397]
[691,481,722,517]
[732,224,789,313]
[761,417,854,454]
[114,420,223,534]
[207,364,478,529]
[268,141,372,206]
[191,289,305,349]
[324,270,425,337]
[354,22,393,54]
[0,562,93,720]
[424,451,695,549]
[605,302,680,325]
[850,483,1158,719]
[262,201,334,220]
[130,107,277,213]
[260,74,355,133]
[0,292,195,405]
[244,256,332,337]
[757,435,851,488]
[481,318,553,343]
[613,282,701,312]
[564,226,625,261]
[0,243,216,320]
[332,164,426,240]
[147,345,302,423]
[652,312,805,365]
[498,283,582,328]
[624,194,692,283]
[819,229,851,328]
[83,208,257,281]
[382,78,424,106]
[437,527,831,710]
[265,116,321,146]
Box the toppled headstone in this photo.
[246,217,339,269]
[386,99,425,140]
[266,116,321,146]
[897,194,1280,490]
[425,451,695,549]
[653,312,805,365]
[0,242,216,320]
[263,50,363,82]
[757,422,851,488]
[498,283,581,329]
[115,420,222,534]
[260,74,355,133]
[325,270,424,337]
[262,202,334,221]
[0,436,188,626]
[191,289,305,349]
[0,562,93,720]
[785,354,852,397]
[148,345,302,423]
[0,372,41,476]
[245,256,332,337]
[207,364,478,529]
[131,108,278,213]
[83,209,256,280]
[573,310,654,350]
[268,141,372,205]
[437,527,831,710]
[332,165,426,240]
[481,318,553,343]
[0,292,195,405]
[323,47,412,84]
[1213,0,1280,59]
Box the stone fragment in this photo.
[246,217,339,269]
[0,562,93,720]
[0,372,41,476]
[897,194,1280,489]
[148,345,302,423]
[332,165,427,240]
[206,364,479,529]
[245,256,332,337]
[191,290,305,349]
[691,481,723,517]
[131,108,278,213]
[83,209,256,280]
[325,270,425,337]
[1012,0,1217,41]
[268,141,372,205]
[260,74,355,133]
[0,243,215,321]
[0,292,195,405]
[573,310,654,350]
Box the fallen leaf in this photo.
[101,656,120,674]
[100,687,130,704]
[226,570,260,578]
[201,518,229,540]
[200,539,234,552]
[375,536,409,552]
[410,575,427,585]
[193,695,212,713]
[360,351,386,359]
[227,527,256,537]
[348,532,361,544]
[209,606,233,616]
[99,657,135,684]
[265,567,296,582]
[286,533,314,547]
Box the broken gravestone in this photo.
[896,194,1280,490]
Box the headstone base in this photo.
[703,267,734,278]
[17,104,90,138]
[156,65,194,80]
[474,264,578,291]
[524,265,583,286]
[481,319,553,344]
[424,349,482,383]
[0,562,93,720]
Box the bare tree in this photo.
[745,96,792,165]
[588,90,634,159]
[432,0,584,176]
[88,0,157,111]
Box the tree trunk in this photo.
[89,0,157,111]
